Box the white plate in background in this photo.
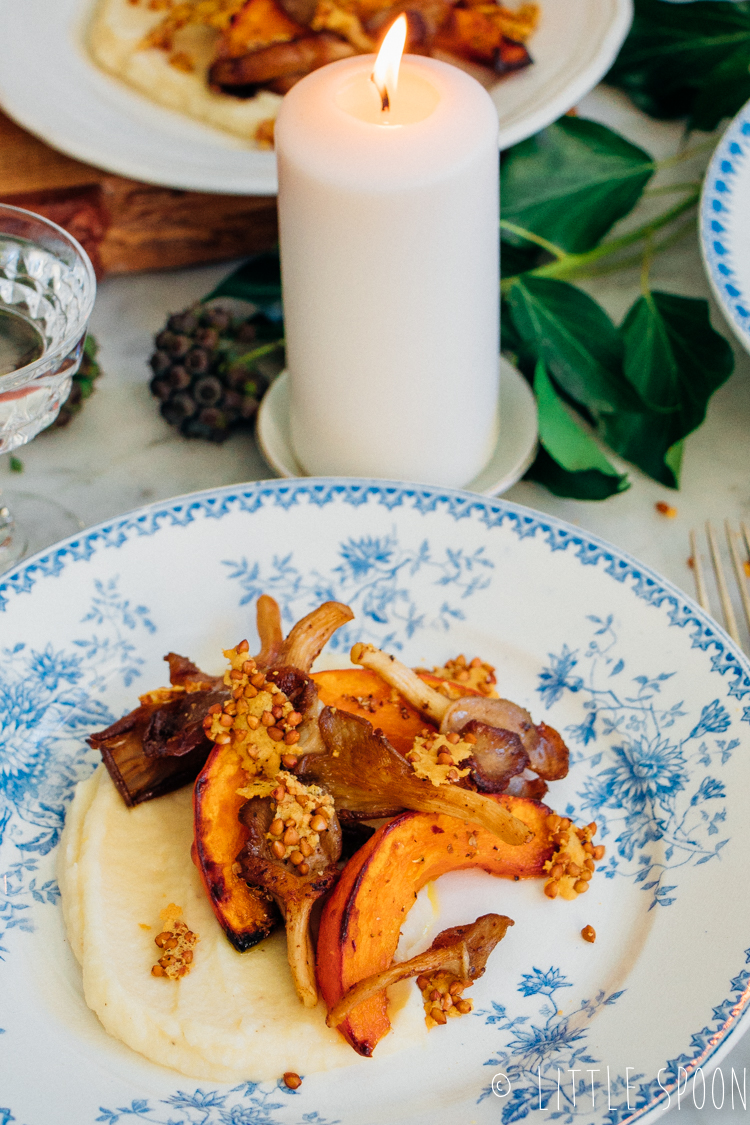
[0,0,632,194]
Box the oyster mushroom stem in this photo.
[238,790,343,1007]
[327,913,513,1028]
[277,601,354,672]
[209,33,356,90]
[242,849,327,1007]
[254,594,284,667]
[284,896,318,1007]
[350,643,450,724]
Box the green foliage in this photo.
[48,332,103,430]
[600,293,734,487]
[501,117,654,253]
[505,277,638,415]
[527,362,628,499]
[607,0,750,131]
[502,116,734,499]
[209,251,283,310]
[621,291,733,415]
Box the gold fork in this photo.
[689,522,750,652]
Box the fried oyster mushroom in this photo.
[92,596,351,811]
[90,595,351,808]
[253,594,354,674]
[326,913,513,1029]
[237,772,342,1007]
[351,642,569,794]
[201,599,355,773]
[296,707,531,846]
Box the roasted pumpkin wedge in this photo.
[312,667,432,755]
[316,795,553,1056]
[193,743,279,952]
[310,667,482,755]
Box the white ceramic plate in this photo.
[2,479,750,1125]
[700,99,750,352]
[256,360,538,494]
[0,0,632,194]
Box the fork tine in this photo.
[689,529,710,611]
[706,521,740,643]
[729,521,750,635]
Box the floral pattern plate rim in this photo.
[700,97,750,352]
[1,477,750,1125]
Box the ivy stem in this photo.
[498,220,566,260]
[654,137,718,169]
[578,216,697,278]
[641,232,653,297]
[501,191,699,291]
[642,181,701,197]
[233,339,285,366]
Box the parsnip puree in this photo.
[58,766,426,1080]
[88,0,281,143]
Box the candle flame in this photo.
[372,14,407,112]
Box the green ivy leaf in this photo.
[209,251,283,316]
[607,0,750,131]
[500,117,654,254]
[526,361,629,499]
[506,276,641,415]
[602,292,734,486]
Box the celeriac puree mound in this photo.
[58,765,426,1081]
[87,0,282,143]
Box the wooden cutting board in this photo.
[0,109,278,276]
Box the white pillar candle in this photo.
[275,41,499,488]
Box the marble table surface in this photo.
[1,83,749,1120]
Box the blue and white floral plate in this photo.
[700,98,750,352]
[2,478,750,1125]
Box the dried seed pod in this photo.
[148,304,284,442]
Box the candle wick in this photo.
[370,72,390,112]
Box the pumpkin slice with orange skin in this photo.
[316,795,554,1056]
[192,662,522,952]
[191,665,405,949]
[312,668,434,755]
[193,742,279,952]
[192,665,420,950]
[311,668,482,756]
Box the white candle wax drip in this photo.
[276,49,499,487]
